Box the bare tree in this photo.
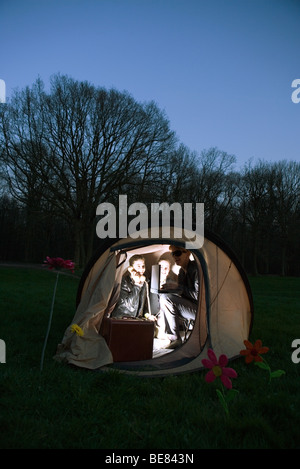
[237,160,273,275]
[0,75,176,265]
[271,160,300,275]
[189,147,237,230]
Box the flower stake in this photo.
[40,257,75,372]
[240,340,285,383]
[202,349,238,417]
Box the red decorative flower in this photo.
[44,256,75,273]
[240,339,269,364]
[202,349,237,389]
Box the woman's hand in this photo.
[128,267,146,286]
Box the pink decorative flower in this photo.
[44,256,75,273]
[202,349,237,389]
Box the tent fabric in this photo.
[54,228,253,376]
[55,249,116,369]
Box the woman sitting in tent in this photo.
[158,246,199,348]
[111,255,149,319]
[150,253,178,337]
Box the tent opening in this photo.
[100,242,208,367]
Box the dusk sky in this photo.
[1,0,299,170]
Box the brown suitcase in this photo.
[101,317,155,362]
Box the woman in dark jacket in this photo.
[111,255,148,318]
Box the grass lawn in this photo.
[0,266,299,449]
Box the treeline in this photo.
[0,75,299,275]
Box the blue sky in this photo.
[1,0,299,169]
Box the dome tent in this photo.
[54,227,253,377]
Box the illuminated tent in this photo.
[54,227,253,377]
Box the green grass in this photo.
[0,267,300,449]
